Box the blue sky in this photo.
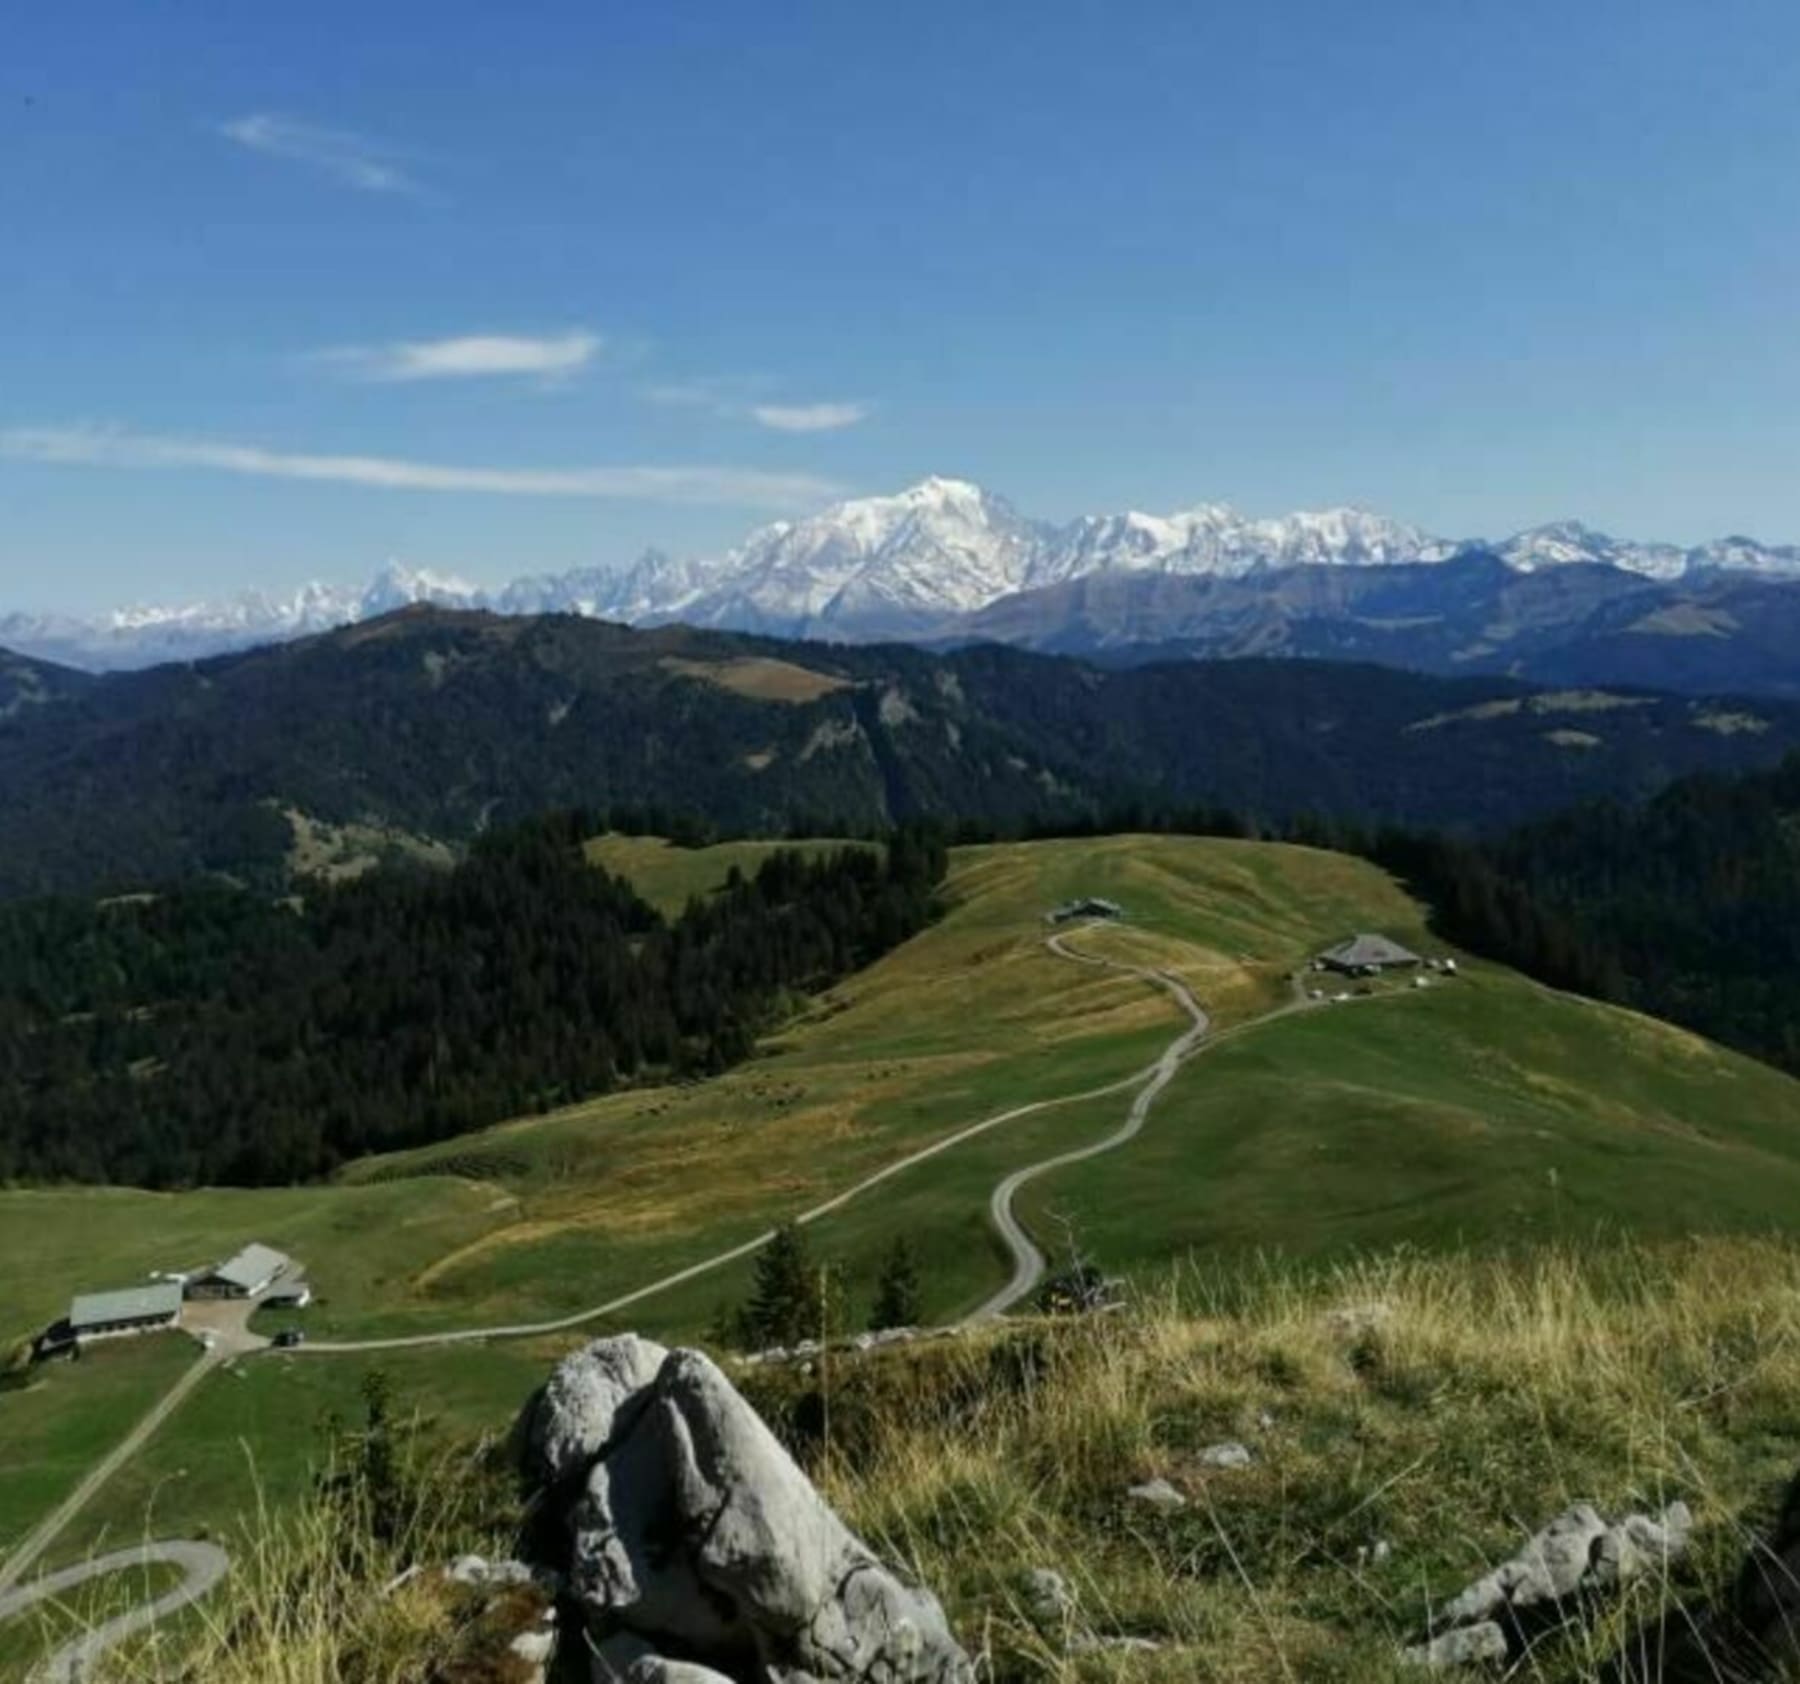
[4,0,1798,614]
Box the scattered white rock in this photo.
[1022,1567,1077,1624]
[1199,1441,1253,1469]
[1591,1502,1692,1590]
[1126,1477,1188,1510]
[445,1552,551,1590]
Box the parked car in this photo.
[272,1329,306,1349]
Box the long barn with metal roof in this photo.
[66,1281,182,1341]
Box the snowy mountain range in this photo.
[8,476,1800,670]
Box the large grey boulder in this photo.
[530,1336,974,1684]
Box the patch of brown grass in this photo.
[659,654,850,703]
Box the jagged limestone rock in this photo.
[530,1336,974,1684]
[1440,1504,1610,1625]
[1591,1502,1692,1590]
[531,1333,671,1485]
[1405,1499,1694,1669]
[1400,1622,1509,1670]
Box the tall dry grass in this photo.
[775,1238,1800,1681]
[91,1417,522,1684]
[44,1238,1800,1682]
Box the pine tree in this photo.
[868,1234,922,1331]
[744,1221,824,1348]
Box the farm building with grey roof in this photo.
[1319,933,1423,973]
[187,1242,292,1300]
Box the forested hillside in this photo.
[0,645,89,720]
[3,607,1797,899]
[1380,754,1800,1078]
[0,817,947,1186]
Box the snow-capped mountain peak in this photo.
[8,479,1800,670]
[1499,523,1690,581]
[669,477,1044,634]
[359,561,483,615]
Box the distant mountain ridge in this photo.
[10,477,1800,671]
[961,550,1800,698]
[5,606,1800,900]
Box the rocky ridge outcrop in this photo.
[1403,1500,1692,1670]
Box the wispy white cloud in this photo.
[751,402,870,434]
[639,376,769,412]
[0,425,840,510]
[641,379,871,433]
[220,114,421,194]
[317,330,602,384]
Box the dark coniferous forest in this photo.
[0,817,947,1188]
[1378,755,1800,1076]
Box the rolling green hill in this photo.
[8,833,1800,1586]
[8,834,1800,1350]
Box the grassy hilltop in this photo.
[8,832,1800,1616]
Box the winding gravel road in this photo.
[965,929,1211,1321]
[0,1541,229,1683]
